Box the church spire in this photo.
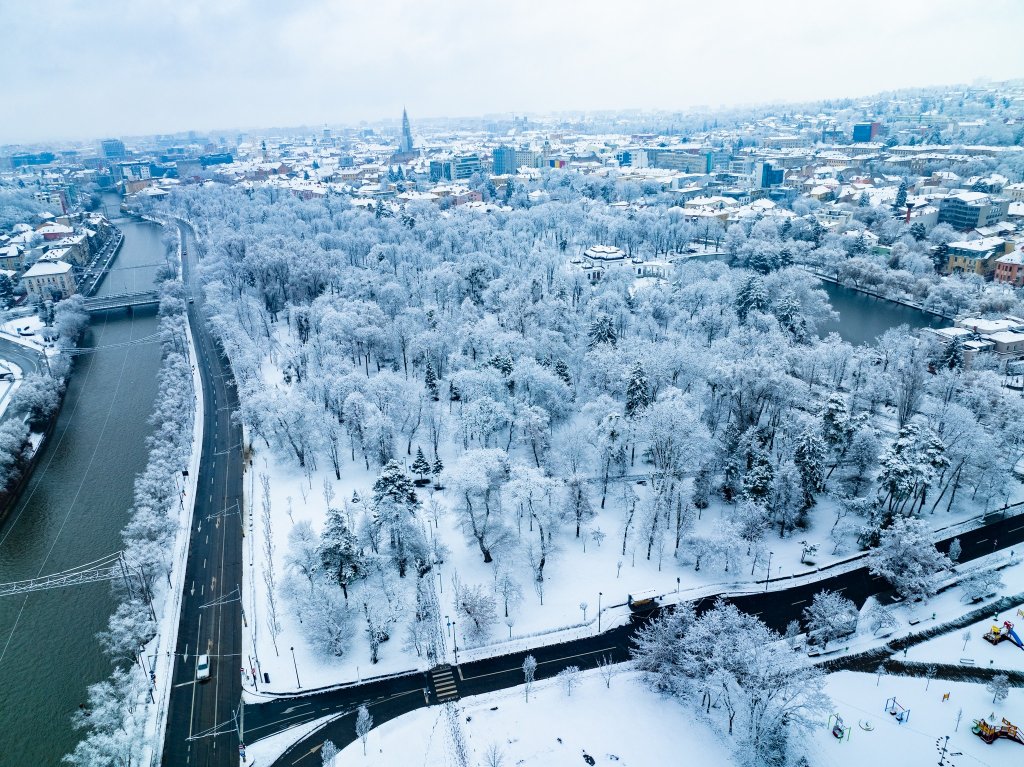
[400,107,414,154]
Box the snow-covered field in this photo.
[0,314,46,350]
[314,671,732,767]
[905,604,1024,672]
[812,671,1021,767]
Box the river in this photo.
[0,193,164,764]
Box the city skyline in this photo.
[2,0,1023,144]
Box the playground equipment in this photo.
[884,697,911,723]
[983,620,1024,650]
[828,714,850,741]
[972,717,1024,745]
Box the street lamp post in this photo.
[598,592,603,632]
[290,646,301,689]
[765,551,774,592]
[248,654,259,691]
[452,622,458,665]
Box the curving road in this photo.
[248,506,1024,766]
[161,223,245,766]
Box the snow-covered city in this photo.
[1,2,1024,766]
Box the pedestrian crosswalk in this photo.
[430,664,459,702]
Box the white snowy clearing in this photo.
[313,671,733,767]
[905,605,1024,672]
[812,671,1022,767]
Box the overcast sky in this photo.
[1,0,1021,144]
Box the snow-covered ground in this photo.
[811,671,1021,767]
[0,358,22,418]
[242,413,1024,696]
[0,314,47,350]
[905,604,1024,672]
[309,671,732,767]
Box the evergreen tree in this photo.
[318,508,363,599]
[0,273,14,309]
[371,460,420,577]
[858,191,869,207]
[734,274,767,324]
[811,218,824,245]
[932,241,949,273]
[692,464,712,509]
[554,359,572,387]
[894,180,908,210]
[624,362,651,419]
[411,447,431,480]
[909,222,926,241]
[424,361,439,400]
[820,394,851,448]
[850,232,867,256]
[938,336,964,370]
[774,291,806,341]
[742,450,774,503]
[431,456,444,484]
[794,428,827,509]
[587,313,617,348]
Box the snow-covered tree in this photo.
[794,428,827,509]
[959,568,1004,603]
[867,516,952,601]
[453,580,497,642]
[321,740,338,766]
[318,508,363,598]
[987,673,1010,704]
[802,590,857,648]
[370,460,424,577]
[356,705,373,755]
[411,446,431,480]
[285,520,320,588]
[624,362,651,419]
[557,665,580,696]
[444,448,511,563]
[522,654,537,702]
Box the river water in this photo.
[815,279,949,346]
[0,195,164,764]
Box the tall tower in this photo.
[400,108,414,154]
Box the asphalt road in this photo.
[252,505,1024,766]
[161,223,245,767]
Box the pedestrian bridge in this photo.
[83,289,161,313]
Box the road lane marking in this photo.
[188,612,203,741]
[791,599,808,606]
[460,647,618,681]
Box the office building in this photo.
[938,192,1010,230]
[852,122,881,142]
[101,138,126,159]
